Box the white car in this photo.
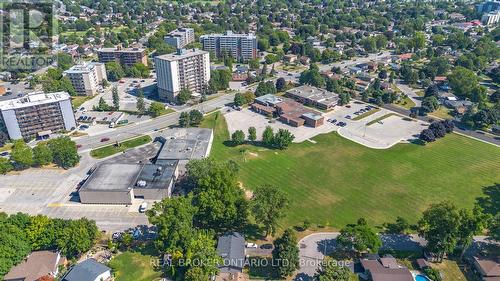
[245,243,258,248]
[139,202,148,213]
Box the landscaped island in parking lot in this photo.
[202,112,500,229]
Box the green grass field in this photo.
[90,136,152,159]
[201,112,500,229]
[430,106,454,120]
[71,96,93,109]
[394,95,417,110]
[108,251,162,281]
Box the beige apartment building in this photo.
[154,49,210,102]
[64,62,107,96]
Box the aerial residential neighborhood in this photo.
[0,0,499,281]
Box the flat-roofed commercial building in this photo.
[250,94,325,128]
[0,91,76,140]
[285,85,339,110]
[97,46,148,67]
[154,49,210,102]
[200,31,257,61]
[64,62,107,96]
[79,128,214,205]
[165,28,195,49]
[79,162,178,204]
[156,128,214,162]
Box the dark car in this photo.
[100,137,110,142]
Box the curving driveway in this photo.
[296,233,340,281]
[295,232,427,281]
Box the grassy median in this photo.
[352,107,381,121]
[201,112,500,229]
[90,135,152,159]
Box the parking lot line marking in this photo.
[47,203,64,207]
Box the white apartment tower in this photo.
[200,31,257,61]
[63,62,107,96]
[0,92,76,140]
[154,49,210,102]
[164,28,195,49]
[482,10,500,25]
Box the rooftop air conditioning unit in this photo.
[137,180,147,187]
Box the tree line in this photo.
[231,126,295,150]
[0,137,81,174]
[0,213,99,279]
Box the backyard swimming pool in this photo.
[415,274,431,281]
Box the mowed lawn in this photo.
[201,112,500,229]
[108,251,162,281]
[90,135,152,159]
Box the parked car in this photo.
[331,119,337,123]
[139,202,148,213]
[112,232,123,240]
[345,115,352,119]
[133,228,142,239]
[100,137,110,142]
[246,243,258,248]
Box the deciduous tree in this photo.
[272,229,300,278]
[248,127,257,142]
[10,140,34,169]
[337,220,381,255]
[418,201,461,262]
[47,137,80,169]
[252,185,289,237]
[314,257,351,281]
[231,130,245,145]
[262,126,274,146]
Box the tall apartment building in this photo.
[97,46,148,67]
[154,49,210,102]
[477,0,500,13]
[482,10,500,25]
[63,62,107,96]
[199,31,257,61]
[0,92,76,140]
[164,28,195,49]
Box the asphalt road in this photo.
[383,104,500,146]
[75,93,235,151]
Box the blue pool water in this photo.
[415,275,431,281]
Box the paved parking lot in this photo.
[225,101,426,149]
[0,143,162,233]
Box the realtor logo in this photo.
[0,0,56,70]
